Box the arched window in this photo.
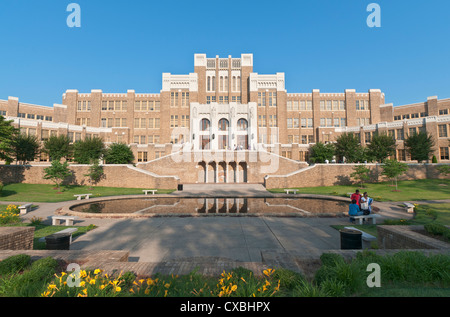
[207,76,211,91]
[200,119,210,131]
[218,118,229,131]
[237,119,248,131]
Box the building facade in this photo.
[0,53,449,164]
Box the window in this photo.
[438,124,448,138]
[439,109,448,115]
[137,152,148,162]
[182,92,189,107]
[356,100,369,111]
[170,92,179,107]
[394,115,402,121]
[365,132,372,143]
[258,92,266,107]
[269,115,277,127]
[170,115,178,128]
[27,114,35,119]
[301,118,313,128]
[440,147,449,160]
[200,119,210,131]
[397,129,404,140]
[0,110,6,116]
[339,100,346,110]
[269,92,277,107]
[237,119,248,131]
[287,118,293,129]
[293,118,299,128]
[218,118,229,131]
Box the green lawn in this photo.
[269,178,450,202]
[0,183,175,203]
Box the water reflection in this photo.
[71,197,348,216]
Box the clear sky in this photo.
[1,0,449,108]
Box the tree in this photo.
[43,160,72,192]
[72,137,105,164]
[404,131,435,163]
[103,142,135,164]
[334,133,365,163]
[0,116,18,163]
[43,135,72,161]
[381,159,408,191]
[12,133,41,164]
[309,142,335,163]
[367,132,397,163]
[84,159,104,188]
[350,164,371,188]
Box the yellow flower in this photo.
[263,268,275,277]
[89,279,96,285]
[231,285,237,292]
[94,269,102,275]
[115,286,121,292]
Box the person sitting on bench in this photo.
[360,192,373,215]
[348,199,364,221]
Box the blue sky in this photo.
[1,0,449,107]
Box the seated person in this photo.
[348,199,363,221]
[350,190,362,208]
[360,192,373,215]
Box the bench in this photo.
[349,214,380,225]
[39,228,78,244]
[345,226,377,249]
[52,216,77,226]
[19,203,33,215]
[143,190,157,195]
[403,202,415,213]
[284,189,298,194]
[74,194,92,200]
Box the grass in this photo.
[269,178,450,202]
[1,251,448,297]
[0,183,175,203]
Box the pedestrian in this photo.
[360,192,372,215]
[350,189,362,208]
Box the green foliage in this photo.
[84,159,104,187]
[43,160,73,191]
[12,133,41,164]
[350,165,371,187]
[404,131,435,163]
[424,223,450,241]
[0,256,59,297]
[334,133,365,163]
[381,159,409,190]
[309,142,335,163]
[0,254,31,276]
[367,132,397,163]
[0,115,18,162]
[72,137,105,164]
[432,155,438,163]
[43,134,72,161]
[103,142,135,164]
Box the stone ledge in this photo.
[377,225,450,250]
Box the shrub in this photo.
[0,254,31,276]
[4,256,59,297]
[0,181,3,196]
[424,223,450,240]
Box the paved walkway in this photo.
[3,186,418,265]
